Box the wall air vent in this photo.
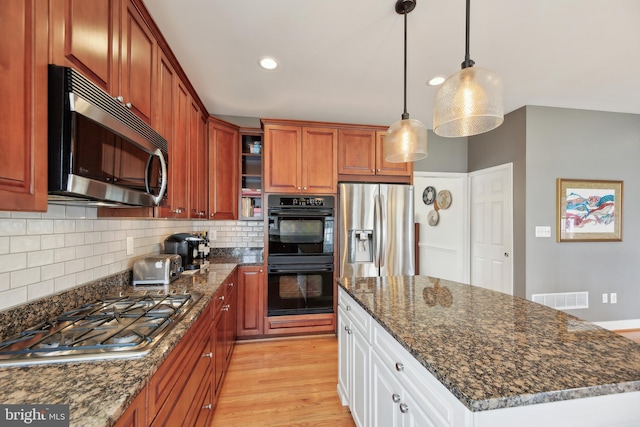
[531,292,589,310]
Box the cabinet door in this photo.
[301,127,337,194]
[375,131,413,177]
[351,327,369,427]
[264,125,301,193]
[120,0,156,124]
[224,278,237,362]
[213,305,226,395]
[237,266,264,337]
[189,100,208,219]
[0,0,48,212]
[337,306,350,406]
[371,351,402,427]
[338,129,376,176]
[49,0,118,94]
[167,80,190,218]
[337,306,351,406]
[114,387,147,427]
[208,120,239,219]
[154,50,176,217]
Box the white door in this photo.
[469,164,513,295]
[413,173,469,283]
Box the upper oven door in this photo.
[268,209,334,257]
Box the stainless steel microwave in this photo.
[48,65,168,207]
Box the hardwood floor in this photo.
[212,335,355,427]
[615,329,640,344]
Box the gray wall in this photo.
[413,131,467,173]
[525,106,640,322]
[468,107,527,298]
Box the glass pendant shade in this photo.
[433,66,504,137]
[384,118,428,162]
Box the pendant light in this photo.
[433,0,503,137]
[385,0,428,163]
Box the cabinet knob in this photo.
[210,213,215,217]
[202,352,213,358]
[392,393,401,403]
[202,404,212,410]
[346,306,352,311]
[399,403,409,413]
[377,168,381,172]
[114,95,124,102]
[223,304,230,311]
[219,295,225,301]
[297,187,301,190]
[228,282,234,287]
[395,362,404,372]
[303,187,307,190]
[125,102,132,109]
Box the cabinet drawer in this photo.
[338,289,371,342]
[373,322,456,427]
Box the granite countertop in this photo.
[338,275,640,412]
[0,250,262,427]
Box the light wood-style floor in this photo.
[615,329,640,344]
[212,335,355,427]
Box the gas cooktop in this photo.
[0,290,202,367]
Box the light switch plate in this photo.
[535,226,551,238]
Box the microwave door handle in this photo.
[150,148,168,206]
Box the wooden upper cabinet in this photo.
[375,131,413,177]
[337,129,377,176]
[169,80,190,218]
[338,128,412,180]
[208,119,239,220]
[301,127,338,193]
[263,124,301,193]
[0,0,48,212]
[189,101,208,219]
[120,0,156,124]
[49,0,119,94]
[264,123,337,194]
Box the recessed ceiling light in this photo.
[428,76,445,86]
[259,57,278,70]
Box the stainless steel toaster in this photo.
[132,254,183,285]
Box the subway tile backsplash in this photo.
[0,205,264,311]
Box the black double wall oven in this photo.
[267,195,335,317]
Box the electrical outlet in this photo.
[209,229,217,240]
[126,236,134,256]
[610,293,617,304]
[602,293,608,304]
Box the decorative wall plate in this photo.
[436,190,452,209]
[427,210,439,226]
[422,186,436,205]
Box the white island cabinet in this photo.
[337,283,640,427]
[337,287,371,427]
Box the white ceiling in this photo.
[142,0,640,130]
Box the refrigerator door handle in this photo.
[374,194,383,268]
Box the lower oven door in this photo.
[267,263,334,316]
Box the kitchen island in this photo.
[337,275,640,427]
[0,249,262,427]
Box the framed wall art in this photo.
[556,178,623,242]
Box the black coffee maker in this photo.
[164,233,204,270]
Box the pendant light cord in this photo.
[401,4,409,120]
[462,0,475,69]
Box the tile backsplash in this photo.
[0,204,263,311]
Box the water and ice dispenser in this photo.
[348,229,373,263]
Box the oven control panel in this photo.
[269,195,334,208]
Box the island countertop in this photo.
[337,275,640,412]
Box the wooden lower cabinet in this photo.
[116,271,238,426]
[114,387,147,427]
[236,266,264,338]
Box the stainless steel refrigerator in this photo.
[338,183,415,277]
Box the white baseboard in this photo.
[593,319,640,331]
